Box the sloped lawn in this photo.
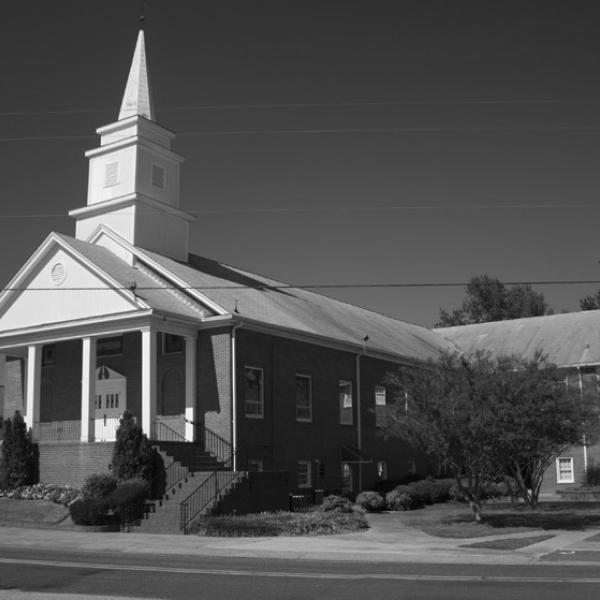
[0,498,70,526]
[393,501,600,538]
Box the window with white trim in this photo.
[297,460,312,488]
[244,367,264,418]
[248,459,263,472]
[339,380,353,425]
[376,460,388,480]
[374,385,386,427]
[296,374,312,422]
[556,457,575,483]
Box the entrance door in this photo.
[94,366,127,441]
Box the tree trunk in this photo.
[469,499,482,522]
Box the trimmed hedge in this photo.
[385,485,425,511]
[108,478,148,525]
[69,497,109,526]
[82,474,118,500]
[320,495,353,513]
[355,491,385,512]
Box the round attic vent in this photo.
[50,262,66,286]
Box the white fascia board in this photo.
[235,316,420,367]
[68,193,196,222]
[0,309,155,349]
[0,233,149,314]
[96,115,177,139]
[87,226,228,317]
[85,136,185,164]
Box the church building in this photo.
[0,30,452,505]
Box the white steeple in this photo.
[119,30,155,121]
[70,30,195,263]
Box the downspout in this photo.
[356,344,365,492]
[231,322,242,471]
[577,367,588,475]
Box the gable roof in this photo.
[436,310,600,367]
[56,234,453,362]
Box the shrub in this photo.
[482,481,510,499]
[0,483,80,506]
[107,478,149,525]
[82,474,118,500]
[449,482,466,502]
[355,491,385,512]
[320,495,353,513]
[586,463,600,487]
[1,412,37,489]
[111,411,155,482]
[69,497,108,526]
[385,485,425,511]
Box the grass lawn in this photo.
[0,497,70,526]
[193,509,369,537]
[461,534,555,550]
[393,501,600,539]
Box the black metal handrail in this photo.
[179,470,246,534]
[185,418,234,467]
[154,419,188,443]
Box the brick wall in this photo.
[198,328,232,446]
[5,356,25,417]
[38,442,113,486]
[235,330,424,494]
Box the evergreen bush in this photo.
[385,485,425,510]
[69,497,109,526]
[320,494,353,513]
[111,411,155,481]
[82,473,118,499]
[355,490,385,512]
[107,478,149,526]
[0,412,37,489]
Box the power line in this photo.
[2,98,600,118]
[1,202,600,220]
[4,125,600,144]
[4,280,600,292]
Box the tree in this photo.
[111,411,155,481]
[383,352,598,520]
[0,411,37,488]
[579,290,600,311]
[436,275,552,326]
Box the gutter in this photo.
[231,321,243,471]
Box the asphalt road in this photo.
[1,548,600,600]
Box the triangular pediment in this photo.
[0,234,145,334]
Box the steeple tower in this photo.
[69,29,195,262]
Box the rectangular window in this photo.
[556,457,575,483]
[295,374,312,422]
[375,385,386,427]
[97,336,123,357]
[42,345,55,367]
[162,333,184,354]
[297,460,312,488]
[104,162,119,187]
[244,367,264,418]
[377,460,388,480]
[248,459,264,472]
[339,380,353,425]
[152,164,165,189]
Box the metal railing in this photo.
[33,420,81,442]
[195,421,234,467]
[289,489,325,512]
[154,419,188,443]
[180,470,247,534]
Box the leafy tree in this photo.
[579,290,600,311]
[437,275,552,326]
[0,411,37,488]
[111,411,155,481]
[382,352,598,520]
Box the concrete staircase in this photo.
[136,442,245,534]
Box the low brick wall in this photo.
[38,442,113,487]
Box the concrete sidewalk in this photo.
[1,513,600,566]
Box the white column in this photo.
[184,335,197,442]
[25,345,42,432]
[141,328,157,439]
[80,337,97,442]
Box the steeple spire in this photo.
[118,29,154,121]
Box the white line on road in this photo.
[1,557,600,584]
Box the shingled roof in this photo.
[59,234,453,363]
[436,310,600,367]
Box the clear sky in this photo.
[2,0,600,327]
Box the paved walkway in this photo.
[1,512,600,566]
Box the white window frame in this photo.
[339,380,353,425]
[295,374,312,422]
[556,457,575,484]
[247,459,264,472]
[297,460,312,489]
[244,366,264,419]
